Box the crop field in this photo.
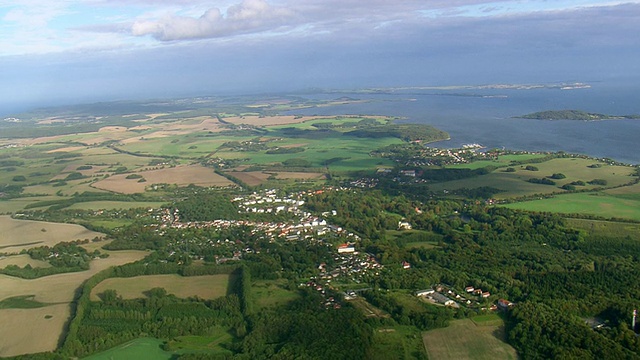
[66,201,167,211]
[0,250,148,303]
[253,279,300,309]
[228,170,326,186]
[90,274,232,301]
[371,326,427,360]
[502,191,640,220]
[422,318,517,360]
[91,164,235,194]
[221,115,325,126]
[0,215,104,253]
[0,248,147,356]
[0,304,70,357]
[0,254,51,269]
[82,337,172,360]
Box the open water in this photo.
[286,80,640,164]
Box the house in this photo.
[337,243,355,253]
[415,289,435,297]
[398,221,412,230]
[482,291,491,298]
[402,261,411,269]
[497,299,513,311]
[465,286,475,293]
[473,289,483,295]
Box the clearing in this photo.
[422,318,517,360]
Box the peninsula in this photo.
[517,109,640,121]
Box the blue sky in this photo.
[1,0,639,113]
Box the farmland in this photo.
[0,215,104,253]
[90,274,232,301]
[422,318,517,360]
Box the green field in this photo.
[470,314,504,327]
[430,157,637,199]
[422,318,517,360]
[503,191,640,221]
[82,338,172,360]
[565,218,640,237]
[163,327,234,354]
[371,326,427,360]
[253,279,300,309]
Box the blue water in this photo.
[286,83,640,164]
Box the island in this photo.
[517,109,640,120]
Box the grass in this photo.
[370,325,427,360]
[348,297,389,318]
[82,337,173,360]
[430,157,637,199]
[90,274,232,301]
[503,191,640,221]
[565,218,640,237]
[252,279,300,309]
[422,318,517,360]
[66,201,167,211]
[470,314,504,327]
[164,327,234,354]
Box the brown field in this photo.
[0,215,105,254]
[0,248,147,357]
[422,319,518,360]
[91,164,235,193]
[0,254,51,269]
[0,304,70,357]
[46,146,86,153]
[221,115,323,126]
[228,171,325,186]
[0,250,148,303]
[90,274,231,301]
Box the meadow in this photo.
[422,318,518,360]
[370,325,427,360]
[502,191,640,221]
[90,274,232,301]
[252,279,300,309]
[430,157,636,199]
[82,337,173,360]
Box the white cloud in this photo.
[131,0,295,41]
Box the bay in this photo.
[286,83,640,165]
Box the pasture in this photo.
[82,337,172,360]
[253,279,300,309]
[227,170,326,186]
[430,157,637,199]
[90,274,232,301]
[502,191,640,221]
[0,215,104,253]
[422,318,517,360]
[371,326,427,360]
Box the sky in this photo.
[1,0,639,113]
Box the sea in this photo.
[285,80,640,165]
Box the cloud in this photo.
[131,0,295,41]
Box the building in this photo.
[415,289,435,297]
[337,243,355,253]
